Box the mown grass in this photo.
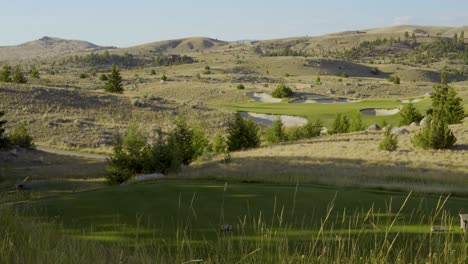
[218,98,434,127]
[2,180,468,263]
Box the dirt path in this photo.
[36,146,108,161]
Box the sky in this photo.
[1,0,468,47]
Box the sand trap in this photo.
[239,112,307,127]
[246,92,282,103]
[400,98,423,103]
[360,108,401,116]
[290,98,361,104]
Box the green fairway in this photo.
[27,180,468,245]
[217,98,434,127]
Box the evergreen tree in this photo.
[413,86,457,150]
[11,65,27,84]
[213,133,227,154]
[331,114,350,134]
[171,115,195,165]
[30,65,40,79]
[379,126,398,151]
[9,124,34,149]
[0,65,12,82]
[453,33,458,44]
[104,65,123,93]
[271,84,293,98]
[192,125,212,159]
[399,102,423,126]
[460,31,465,47]
[0,111,9,149]
[431,84,464,124]
[350,114,365,132]
[302,119,323,138]
[227,113,260,151]
[265,117,286,144]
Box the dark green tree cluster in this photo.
[106,117,213,184]
[226,113,260,151]
[271,84,293,98]
[331,114,350,134]
[286,119,323,141]
[0,65,27,83]
[104,65,124,94]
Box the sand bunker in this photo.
[360,108,401,116]
[291,98,361,104]
[239,112,307,127]
[400,98,423,103]
[246,92,282,103]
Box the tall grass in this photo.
[1,192,467,263]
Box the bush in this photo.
[379,126,398,151]
[341,72,349,78]
[331,114,350,134]
[9,124,34,149]
[227,113,260,151]
[171,115,195,165]
[12,65,27,84]
[399,102,423,126]
[0,65,12,82]
[271,84,293,98]
[265,117,286,144]
[104,65,123,94]
[150,69,156,75]
[30,65,40,79]
[160,74,167,81]
[237,84,245,90]
[350,114,365,132]
[388,75,400,84]
[79,73,87,79]
[213,133,227,154]
[98,73,108,81]
[192,126,212,160]
[302,119,323,138]
[370,67,379,75]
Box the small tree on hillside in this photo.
[9,124,34,149]
[350,114,365,132]
[379,126,398,151]
[331,114,350,134]
[413,85,457,150]
[171,115,195,165]
[30,65,40,79]
[0,111,9,149]
[227,113,260,151]
[265,117,286,144]
[213,133,227,154]
[192,125,212,159]
[431,84,464,124]
[104,65,123,93]
[12,65,27,84]
[399,102,423,126]
[0,65,12,82]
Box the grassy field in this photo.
[1,179,467,263]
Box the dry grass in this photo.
[185,119,468,194]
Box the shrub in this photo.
[30,65,40,79]
[9,124,34,149]
[331,114,350,134]
[350,114,365,132]
[388,75,400,84]
[0,111,10,149]
[379,126,398,151]
[12,65,27,84]
[192,126,212,160]
[160,74,167,81]
[213,133,227,154]
[150,69,156,75]
[271,84,293,98]
[302,119,323,138]
[399,102,423,126]
[316,76,321,85]
[265,117,286,144]
[104,65,124,94]
[237,84,245,90]
[79,73,87,79]
[431,84,464,124]
[227,113,260,151]
[341,72,349,78]
[171,115,195,165]
[286,127,305,141]
[98,73,108,81]
[370,67,379,75]
[0,65,12,82]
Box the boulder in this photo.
[391,127,409,135]
[409,122,419,128]
[367,124,381,132]
[419,117,428,126]
[135,173,165,182]
[320,127,328,135]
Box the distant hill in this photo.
[0,36,109,61]
[127,37,228,53]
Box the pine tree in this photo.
[0,111,9,149]
[431,84,464,124]
[227,113,260,151]
[12,65,27,83]
[331,114,350,134]
[213,133,227,154]
[399,102,423,126]
[379,126,398,151]
[0,65,12,82]
[350,114,365,132]
[104,65,123,93]
[30,65,40,79]
[265,117,286,144]
[171,115,195,165]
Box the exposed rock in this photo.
[367,124,381,131]
[419,117,428,126]
[409,122,419,128]
[391,127,409,135]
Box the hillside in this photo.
[126,37,228,54]
[0,36,108,61]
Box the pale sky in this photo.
[1,0,467,47]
